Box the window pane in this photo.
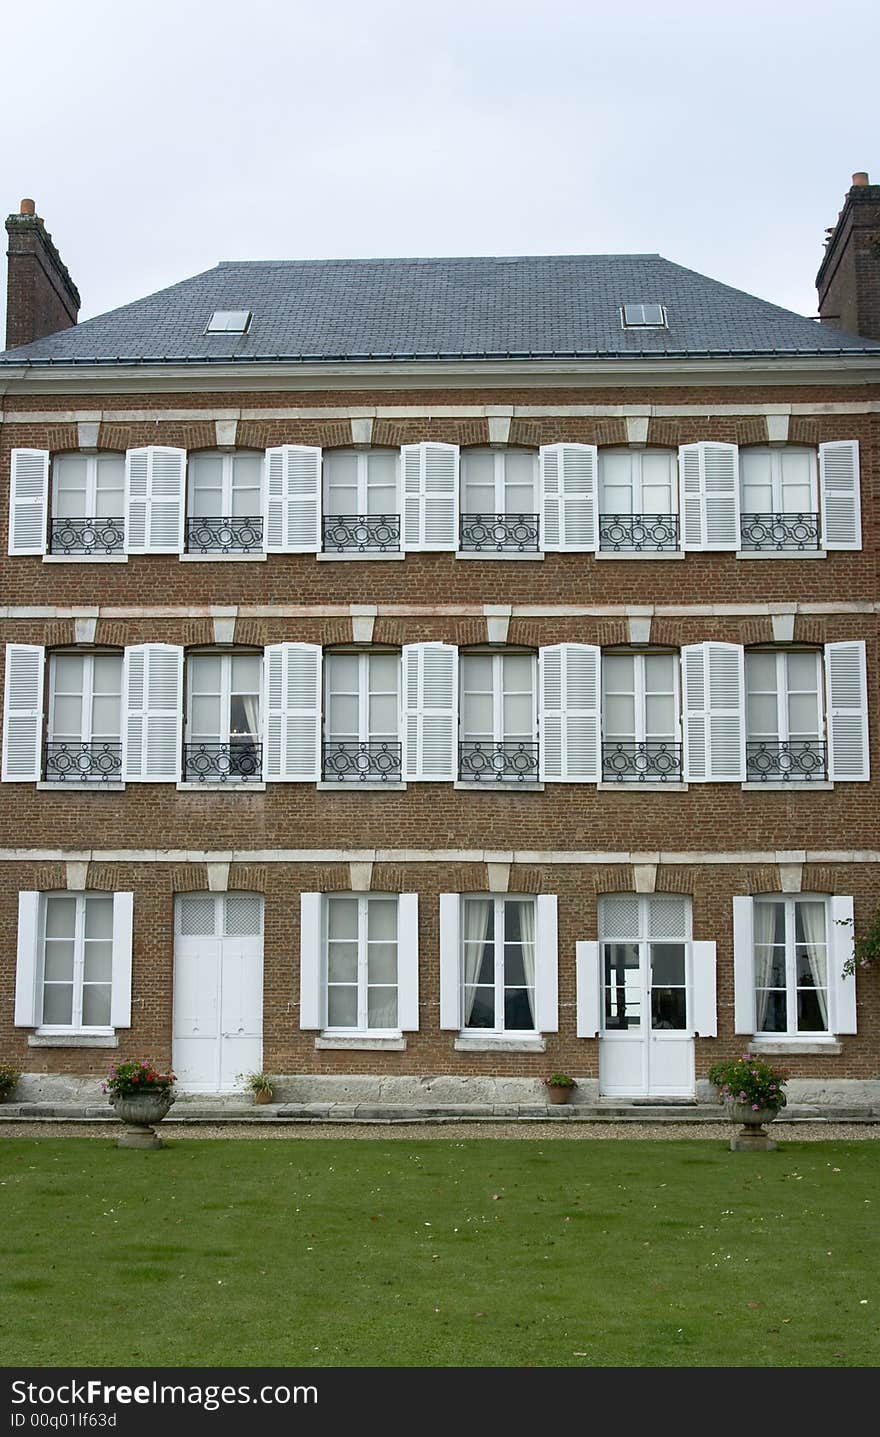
[504,987,535,1030]
[191,695,222,738]
[367,986,398,1027]
[797,989,828,1032]
[464,987,495,1028]
[42,984,73,1025]
[189,655,222,691]
[366,451,397,513]
[461,450,495,509]
[756,990,787,1032]
[231,453,263,516]
[650,943,685,986]
[367,901,397,942]
[43,941,75,981]
[327,898,357,941]
[327,944,358,984]
[52,694,84,742]
[645,693,675,739]
[45,896,76,939]
[780,449,813,512]
[84,897,113,940]
[503,450,536,511]
[741,449,773,512]
[327,986,358,1027]
[232,655,261,693]
[83,940,112,983]
[599,451,634,513]
[82,984,112,1027]
[603,942,640,1029]
[327,693,358,740]
[640,451,675,512]
[367,944,397,984]
[324,451,358,509]
[651,987,687,1029]
[95,454,125,516]
[190,454,224,515]
[53,454,88,516]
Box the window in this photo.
[459,651,538,781]
[47,651,123,783]
[740,446,819,551]
[184,652,262,783]
[752,898,829,1035]
[323,651,401,782]
[461,896,537,1033]
[459,447,539,552]
[322,448,400,553]
[745,649,826,782]
[601,651,681,782]
[325,894,400,1033]
[205,311,251,334]
[39,893,114,1029]
[600,895,690,1032]
[50,452,125,556]
[186,450,263,554]
[598,448,678,552]
[620,303,667,329]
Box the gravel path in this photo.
[1,1120,877,1141]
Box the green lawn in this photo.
[1,1136,877,1367]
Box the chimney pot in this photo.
[19,198,36,216]
[852,172,870,187]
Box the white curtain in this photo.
[753,903,776,1031]
[237,693,260,741]
[798,903,828,1029]
[518,900,536,1027]
[463,898,492,1025]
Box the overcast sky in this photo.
[2,0,878,329]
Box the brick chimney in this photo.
[816,172,880,340]
[5,198,80,350]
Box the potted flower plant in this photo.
[240,1071,275,1104]
[104,1060,176,1149]
[708,1052,787,1151]
[543,1073,577,1106]
[0,1064,21,1101]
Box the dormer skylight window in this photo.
[621,303,667,329]
[206,310,252,334]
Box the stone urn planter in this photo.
[111,1090,176,1148]
[724,1101,781,1152]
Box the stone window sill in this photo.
[454,781,544,793]
[735,550,827,560]
[454,1036,546,1053]
[180,552,267,562]
[742,781,833,791]
[315,1035,406,1050]
[29,1031,119,1048]
[176,782,266,792]
[42,554,128,564]
[317,782,407,792]
[456,551,544,561]
[750,1038,843,1055]
[598,782,688,793]
[317,552,405,562]
[37,781,126,792]
[595,551,684,560]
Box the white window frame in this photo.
[745,650,824,745]
[323,449,400,515]
[620,304,667,329]
[206,310,251,334]
[460,894,538,1037]
[598,894,693,1033]
[187,450,264,518]
[324,651,400,745]
[601,650,680,746]
[52,452,125,518]
[459,448,538,514]
[36,892,116,1035]
[752,895,832,1039]
[185,651,263,749]
[323,893,401,1036]
[48,651,123,749]
[739,446,818,515]
[598,449,678,516]
[459,652,538,745]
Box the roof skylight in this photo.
[621,303,667,329]
[206,310,252,334]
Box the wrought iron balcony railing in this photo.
[50,517,125,556]
[458,740,540,782]
[45,741,123,782]
[186,516,264,554]
[602,740,683,782]
[183,742,263,783]
[459,513,540,553]
[740,512,820,551]
[322,740,403,783]
[746,739,827,782]
[322,514,401,553]
[598,513,679,553]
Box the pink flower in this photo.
[752,1103,759,1111]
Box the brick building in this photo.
[1,175,879,1110]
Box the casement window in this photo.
[299,892,420,1035]
[186,450,264,555]
[598,449,679,553]
[740,446,819,552]
[439,893,559,1037]
[14,890,133,1034]
[184,652,263,783]
[50,452,126,557]
[620,303,667,329]
[733,895,857,1040]
[323,650,401,783]
[322,449,400,554]
[745,649,825,781]
[459,651,538,782]
[47,652,123,783]
[601,651,681,782]
[459,448,539,553]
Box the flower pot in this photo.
[545,1085,573,1105]
[111,1090,175,1149]
[724,1100,780,1152]
[254,1088,274,1104]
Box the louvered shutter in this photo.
[264,446,322,552]
[825,641,869,781]
[110,893,134,1028]
[124,447,186,553]
[678,442,739,550]
[263,643,322,781]
[819,441,861,550]
[575,941,601,1038]
[691,940,717,1037]
[2,644,45,782]
[830,896,857,1034]
[400,443,458,551]
[539,644,601,782]
[439,894,461,1029]
[682,642,745,781]
[732,897,756,1034]
[540,444,598,551]
[402,643,458,781]
[122,644,183,781]
[535,895,559,1032]
[299,892,323,1029]
[14,892,40,1026]
[8,449,49,555]
[397,894,420,1031]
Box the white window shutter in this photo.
[732,897,756,1034]
[539,644,601,782]
[830,895,857,1034]
[439,893,461,1029]
[2,644,45,782]
[535,894,559,1032]
[678,442,739,550]
[124,447,186,553]
[682,642,745,781]
[8,449,49,555]
[263,643,322,781]
[110,893,134,1028]
[122,644,183,781]
[400,443,458,551]
[540,444,598,551]
[819,440,861,550]
[575,940,601,1038]
[402,642,458,781]
[14,891,40,1026]
[299,892,323,1029]
[691,940,717,1037]
[825,640,869,781]
[264,445,322,553]
[397,893,420,1031]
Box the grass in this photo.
[0,1136,878,1367]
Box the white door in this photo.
[598,895,695,1098]
[173,893,264,1093]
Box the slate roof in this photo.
[3,253,880,365]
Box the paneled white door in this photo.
[173,894,264,1093]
